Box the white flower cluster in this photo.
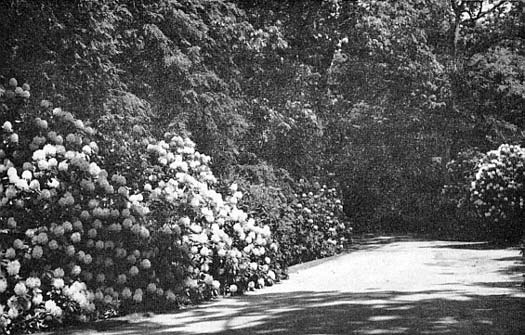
[0,101,162,329]
[471,144,524,222]
[143,134,278,295]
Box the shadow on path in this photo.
[49,238,524,335]
[56,288,524,335]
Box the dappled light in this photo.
[50,239,524,335]
[51,289,523,334]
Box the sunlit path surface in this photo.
[50,237,525,335]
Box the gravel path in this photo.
[54,237,525,335]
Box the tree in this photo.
[0,0,261,175]
[0,0,124,119]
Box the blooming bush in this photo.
[0,78,284,333]
[469,144,524,241]
[235,178,351,272]
[285,180,350,263]
[444,145,524,241]
[1,79,104,333]
[138,136,279,301]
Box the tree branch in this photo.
[473,0,509,21]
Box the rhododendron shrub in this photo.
[95,97,281,300]
[137,136,278,298]
[470,144,525,241]
[234,178,351,270]
[0,78,283,333]
[94,123,281,299]
[0,77,347,334]
[1,81,105,333]
[290,181,350,261]
[0,79,186,331]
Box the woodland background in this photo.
[1,0,524,239]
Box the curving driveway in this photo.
[53,237,525,335]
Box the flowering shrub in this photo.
[286,180,350,262]
[469,144,524,241]
[0,78,283,333]
[1,79,104,333]
[235,178,351,272]
[138,136,279,301]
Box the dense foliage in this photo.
[236,179,350,269]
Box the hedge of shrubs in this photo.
[0,79,351,334]
[238,179,350,268]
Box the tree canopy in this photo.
[1,0,523,231]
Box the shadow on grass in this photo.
[52,287,524,335]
